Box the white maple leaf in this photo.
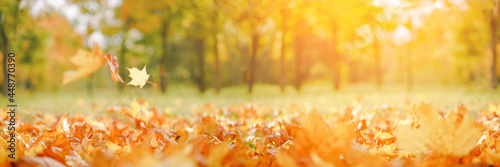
[127,66,150,88]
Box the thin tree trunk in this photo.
[332,23,340,90]
[212,6,221,94]
[280,31,286,93]
[248,32,259,93]
[118,19,130,91]
[0,2,19,96]
[0,22,9,96]
[490,13,498,89]
[214,33,221,94]
[294,36,303,91]
[159,19,169,93]
[373,30,382,89]
[196,39,206,93]
[280,9,288,93]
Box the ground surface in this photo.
[1,84,500,166]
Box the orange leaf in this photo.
[104,54,124,84]
[13,157,65,167]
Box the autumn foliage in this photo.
[2,101,500,167]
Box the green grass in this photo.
[3,83,500,120]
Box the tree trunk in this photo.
[294,36,303,91]
[332,23,340,90]
[118,19,130,91]
[213,6,221,94]
[248,32,259,93]
[490,13,498,89]
[280,31,286,93]
[0,23,9,96]
[196,39,206,93]
[159,19,169,93]
[373,30,382,89]
[280,9,288,93]
[214,33,221,94]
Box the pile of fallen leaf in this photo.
[2,101,500,167]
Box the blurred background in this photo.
[0,0,500,114]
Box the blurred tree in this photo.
[156,0,191,93]
[274,1,291,92]
[368,6,396,89]
[488,0,500,89]
[310,0,384,90]
[271,0,302,93]
[111,0,165,91]
[0,0,49,94]
[113,0,191,93]
[209,0,231,94]
[189,0,232,94]
[456,0,500,88]
[0,0,18,96]
[233,0,276,93]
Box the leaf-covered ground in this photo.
[2,99,500,167]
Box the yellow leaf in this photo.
[375,131,393,140]
[207,141,230,167]
[127,65,150,88]
[24,143,46,157]
[394,103,483,157]
[106,141,132,157]
[106,141,121,153]
[310,153,335,167]
[378,144,395,156]
[293,110,356,165]
[130,99,141,118]
[276,152,299,167]
[159,145,197,167]
[62,43,106,85]
[0,137,8,163]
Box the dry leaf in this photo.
[62,43,106,85]
[127,66,150,88]
[394,103,483,157]
[14,157,66,167]
[104,54,124,84]
[5,100,499,166]
[293,110,356,166]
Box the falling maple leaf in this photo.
[127,66,150,88]
[104,54,124,84]
[62,43,106,85]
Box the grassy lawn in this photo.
[6,83,500,120]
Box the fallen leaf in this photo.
[13,157,66,167]
[394,103,483,157]
[293,110,356,166]
[207,141,230,166]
